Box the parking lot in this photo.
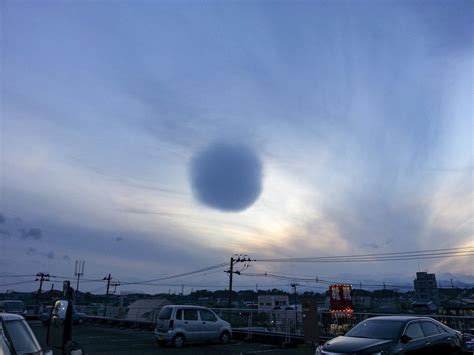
[29,321,315,355]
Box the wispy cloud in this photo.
[19,228,43,240]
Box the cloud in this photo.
[119,207,189,218]
[115,237,124,242]
[62,255,71,260]
[44,251,55,259]
[0,213,5,224]
[26,247,36,256]
[19,228,43,240]
[0,229,10,236]
[190,143,263,212]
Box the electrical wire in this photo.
[119,262,228,285]
[0,280,36,287]
[255,247,474,263]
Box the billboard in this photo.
[329,284,353,312]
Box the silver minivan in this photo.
[154,305,232,348]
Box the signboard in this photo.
[329,284,353,312]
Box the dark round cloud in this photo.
[190,143,263,212]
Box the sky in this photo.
[1,0,473,294]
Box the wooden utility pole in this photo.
[291,283,299,331]
[103,274,111,317]
[226,255,252,308]
[36,273,50,312]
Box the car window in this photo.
[3,319,41,353]
[421,322,441,336]
[200,309,217,322]
[437,325,447,333]
[345,319,405,340]
[157,307,172,320]
[175,309,183,320]
[183,309,198,321]
[405,323,424,340]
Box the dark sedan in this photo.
[316,316,463,354]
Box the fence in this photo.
[75,305,474,337]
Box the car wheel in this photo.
[172,334,185,348]
[220,331,230,344]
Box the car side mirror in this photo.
[400,334,412,344]
[47,300,73,349]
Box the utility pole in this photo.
[225,255,252,308]
[291,283,299,331]
[228,257,234,308]
[74,260,85,304]
[103,274,111,317]
[36,272,50,312]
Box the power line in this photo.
[119,262,228,285]
[0,280,36,287]
[255,247,474,263]
[239,271,420,289]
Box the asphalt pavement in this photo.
[29,321,315,355]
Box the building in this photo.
[413,272,440,312]
[257,295,289,311]
[257,295,294,326]
[125,298,171,322]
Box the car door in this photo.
[420,321,451,354]
[199,309,220,341]
[402,322,427,355]
[182,309,201,341]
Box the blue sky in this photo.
[1,0,472,293]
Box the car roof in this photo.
[165,305,211,310]
[0,313,25,321]
[365,316,435,322]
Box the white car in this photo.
[0,312,52,355]
[155,305,232,348]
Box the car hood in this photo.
[322,336,396,353]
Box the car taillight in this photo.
[169,320,174,329]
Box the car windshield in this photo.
[345,319,405,340]
[4,302,24,312]
[3,319,42,353]
[157,307,172,320]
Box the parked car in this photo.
[154,305,232,348]
[315,316,463,355]
[41,305,87,325]
[0,300,27,316]
[0,312,52,355]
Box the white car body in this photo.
[0,312,51,355]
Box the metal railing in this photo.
[75,305,474,337]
